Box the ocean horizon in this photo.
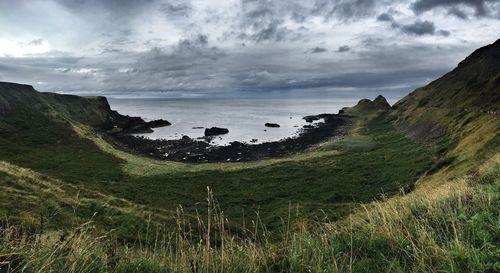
[108,96,398,145]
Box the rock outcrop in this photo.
[265,123,280,128]
[204,127,229,136]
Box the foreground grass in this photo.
[1,154,498,273]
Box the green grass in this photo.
[0,111,123,182]
[1,155,498,273]
[0,111,434,231]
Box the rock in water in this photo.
[204,127,229,136]
[303,115,321,123]
[265,123,280,128]
[147,119,171,128]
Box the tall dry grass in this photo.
[1,158,498,273]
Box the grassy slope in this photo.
[0,99,434,232]
[1,151,498,273]
[391,40,500,178]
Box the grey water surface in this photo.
[108,97,365,145]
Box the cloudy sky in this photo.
[0,0,499,98]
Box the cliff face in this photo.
[0,82,171,135]
[0,82,112,127]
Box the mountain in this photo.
[391,39,500,171]
[346,95,391,114]
[394,39,500,112]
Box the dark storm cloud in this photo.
[411,0,500,18]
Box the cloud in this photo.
[377,12,394,22]
[235,0,301,43]
[447,7,469,19]
[160,1,192,19]
[337,45,351,52]
[312,0,377,21]
[399,20,436,35]
[411,0,500,18]
[311,46,328,53]
[0,0,498,98]
[27,39,44,46]
[377,13,450,36]
[54,0,156,17]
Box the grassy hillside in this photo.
[1,152,498,273]
[392,39,500,173]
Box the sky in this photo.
[0,0,499,99]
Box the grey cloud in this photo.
[377,13,394,22]
[235,0,301,43]
[0,38,477,98]
[17,38,44,47]
[337,45,351,52]
[437,29,451,36]
[54,0,155,16]
[160,1,192,18]
[447,7,469,19]
[399,20,436,35]
[311,47,328,53]
[27,39,44,46]
[378,15,450,36]
[312,0,377,21]
[291,11,307,23]
[0,0,498,98]
[411,0,500,18]
[395,20,451,36]
[181,34,209,47]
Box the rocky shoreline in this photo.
[103,113,348,163]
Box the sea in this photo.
[107,97,396,145]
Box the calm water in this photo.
[108,97,363,145]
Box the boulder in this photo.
[146,119,171,128]
[265,123,280,128]
[204,127,229,136]
[303,115,321,123]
